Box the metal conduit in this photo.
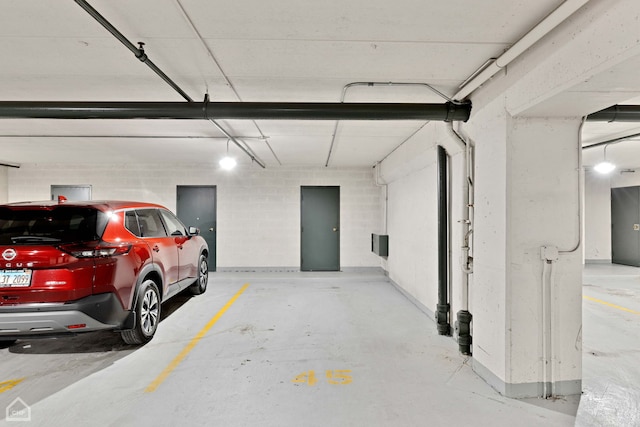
[0,101,471,121]
[74,0,193,103]
[75,0,267,168]
[173,0,281,166]
[324,81,462,167]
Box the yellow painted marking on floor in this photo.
[291,370,353,386]
[145,283,250,393]
[326,369,352,385]
[0,378,25,394]
[584,295,640,316]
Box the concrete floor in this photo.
[0,266,636,426]
[577,263,640,427]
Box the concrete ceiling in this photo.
[0,0,638,169]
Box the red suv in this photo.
[0,200,209,345]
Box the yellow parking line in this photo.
[145,283,250,393]
[0,378,25,394]
[583,295,640,316]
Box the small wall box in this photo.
[371,234,389,257]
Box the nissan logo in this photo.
[2,248,17,261]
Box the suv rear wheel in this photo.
[121,279,161,345]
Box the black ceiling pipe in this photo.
[582,131,640,150]
[587,105,640,122]
[0,101,471,122]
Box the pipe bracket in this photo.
[135,42,148,62]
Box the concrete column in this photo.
[466,98,583,398]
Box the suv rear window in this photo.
[0,206,107,245]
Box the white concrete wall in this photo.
[506,117,582,389]
[584,170,612,262]
[463,99,508,385]
[612,169,640,188]
[386,161,438,310]
[377,122,468,328]
[7,164,382,269]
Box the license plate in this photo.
[0,270,32,287]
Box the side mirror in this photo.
[188,226,200,236]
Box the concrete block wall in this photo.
[7,163,382,269]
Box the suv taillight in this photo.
[59,242,132,258]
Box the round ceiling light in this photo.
[593,161,616,174]
[219,156,237,170]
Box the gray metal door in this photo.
[51,185,91,201]
[301,186,340,271]
[177,186,216,271]
[611,186,640,266]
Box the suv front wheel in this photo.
[188,254,208,295]
[121,279,161,345]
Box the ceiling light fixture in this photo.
[594,161,615,174]
[219,139,237,170]
[594,144,615,174]
[219,156,237,170]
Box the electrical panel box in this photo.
[371,234,389,257]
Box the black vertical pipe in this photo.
[456,310,472,354]
[436,145,451,336]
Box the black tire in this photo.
[0,339,17,349]
[121,279,161,345]
[188,254,208,296]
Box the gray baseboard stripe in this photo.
[472,358,581,398]
[215,266,385,273]
[385,271,436,322]
[216,267,301,273]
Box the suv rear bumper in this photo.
[0,293,130,337]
